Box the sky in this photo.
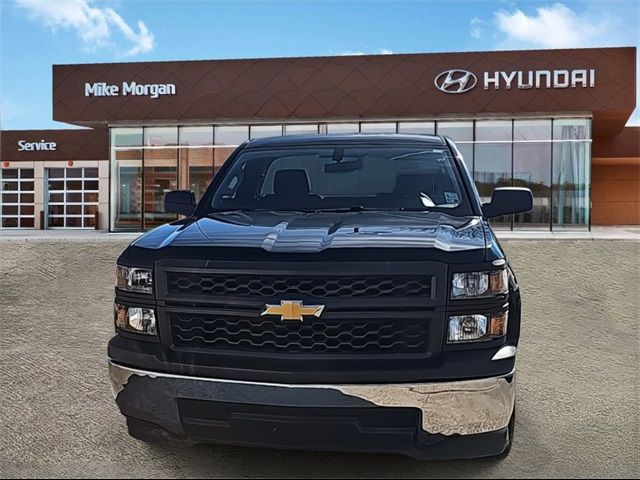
[1,0,638,130]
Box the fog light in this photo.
[114,303,157,335]
[448,314,488,343]
[447,311,509,344]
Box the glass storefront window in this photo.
[474,143,512,229]
[360,122,396,133]
[397,122,435,135]
[214,126,248,174]
[476,120,512,142]
[188,166,214,199]
[179,148,213,201]
[250,125,283,139]
[215,126,249,145]
[111,149,143,231]
[437,121,473,142]
[513,142,552,228]
[553,141,590,229]
[552,118,591,229]
[112,127,143,147]
[326,123,359,134]
[111,128,144,230]
[145,127,177,146]
[284,124,318,135]
[143,148,178,229]
[455,143,473,169]
[213,148,237,175]
[514,119,552,141]
[553,118,590,140]
[109,117,592,231]
[178,127,214,199]
[179,126,213,146]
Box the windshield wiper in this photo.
[207,209,261,215]
[306,206,369,213]
[305,206,431,213]
[206,206,434,216]
[207,208,315,216]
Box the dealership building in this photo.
[1,46,638,231]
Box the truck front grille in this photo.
[169,312,430,355]
[166,272,431,299]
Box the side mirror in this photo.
[482,187,533,219]
[165,190,196,216]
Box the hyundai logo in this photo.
[435,69,478,94]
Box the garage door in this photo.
[0,168,35,229]
[47,168,99,228]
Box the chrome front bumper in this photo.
[109,360,515,437]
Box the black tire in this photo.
[495,409,515,460]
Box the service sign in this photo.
[1,130,108,162]
[17,139,57,151]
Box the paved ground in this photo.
[0,239,638,478]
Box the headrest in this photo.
[274,169,311,195]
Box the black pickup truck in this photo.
[109,134,533,460]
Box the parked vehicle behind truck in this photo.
[109,134,533,460]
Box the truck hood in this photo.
[133,211,487,253]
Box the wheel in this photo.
[495,409,515,460]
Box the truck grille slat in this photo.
[167,272,431,299]
[169,313,430,355]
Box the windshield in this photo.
[205,145,469,214]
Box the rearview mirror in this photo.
[482,187,533,219]
[165,190,196,216]
[324,157,363,173]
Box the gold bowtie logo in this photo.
[261,301,325,322]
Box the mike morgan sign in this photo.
[84,82,176,99]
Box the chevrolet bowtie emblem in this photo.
[261,301,325,322]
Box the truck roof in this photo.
[245,133,447,149]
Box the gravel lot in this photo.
[1,239,638,478]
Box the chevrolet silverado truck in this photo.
[109,134,533,460]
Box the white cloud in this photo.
[492,2,639,126]
[339,48,394,56]
[15,0,155,56]
[470,17,484,40]
[494,3,616,49]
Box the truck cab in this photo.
[109,134,533,460]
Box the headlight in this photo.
[447,311,508,343]
[114,303,157,335]
[451,270,508,299]
[116,266,153,294]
